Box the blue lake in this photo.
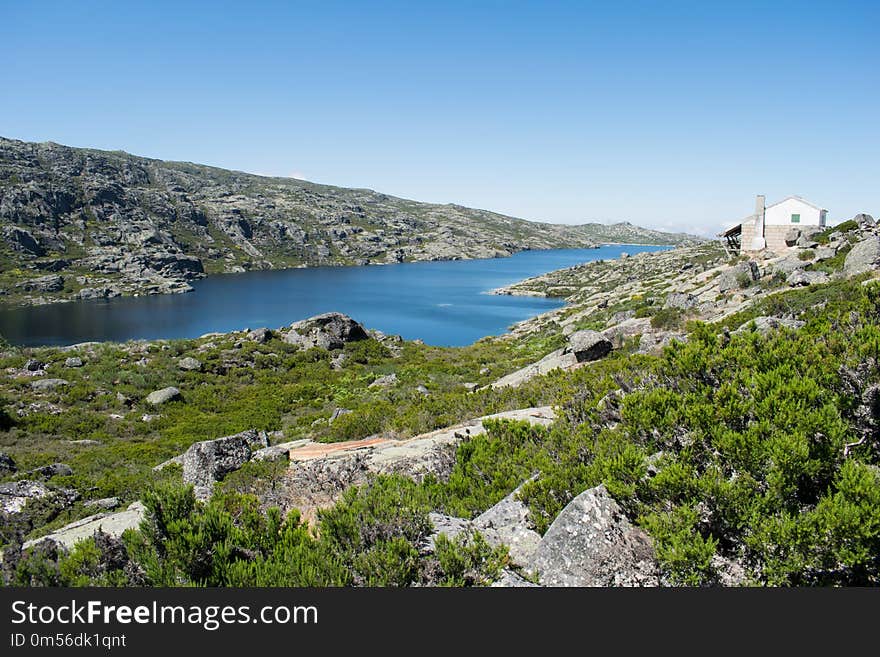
[0,244,669,347]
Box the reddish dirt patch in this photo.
[289,436,391,461]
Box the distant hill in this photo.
[573,221,705,246]
[0,136,700,305]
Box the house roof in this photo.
[765,195,827,212]
[720,223,742,238]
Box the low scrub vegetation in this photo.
[3,276,880,587]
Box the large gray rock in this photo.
[772,255,809,277]
[31,378,68,391]
[796,233,819,248]
[787,269,829,287]
[423,512,472,552]
[844,236,880,275]
[491,570,540,587]
[423,484,541,568]
[3,226,44,256]
[17,274,64,292]
[282,408,556,516]
[491,349,577,389]
[663,292,697,311]
[784,228,802,247]
[177,356,202,371]
[369,373,398,388]
[284,312,369,350]
[565,330,613,363]
[717,261,759,293]
[250,439,311,462]
[64,356,83,368]
[0,480,52,514]
[601,317,653,347]
[814,245,838,261]
[246,327,272,343]
[529,484,660,587]
[84,496,121,511]
[472,485,542,567]
[182,429,269,499]
[854,213,876,227]
[22,501,146,551]
[145,386,181,405]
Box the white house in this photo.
[722,195,828,253]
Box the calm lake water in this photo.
[0,244,669,347]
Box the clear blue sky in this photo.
[2,1,877,235]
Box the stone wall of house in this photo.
[741,222,796,254]
[764,225,793,253]
[741,221,756,253]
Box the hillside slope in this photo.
[0,136,699,306]
[573,220,703,246]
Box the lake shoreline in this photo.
[0,245,670,348]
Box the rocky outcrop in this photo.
[844,236,880,275]
[471,486,542,567]
[492,330,612,389]
[181,429,270,499]
[787,269,829,287]
[283,312,369,350]
[784,228,802,247]
[491,570,540,587]
[734,316,806,334]
[663,292,697,310]
[22,501,146,551]
[717,261,759,293]
[529,484,660,587]
[3,225,45,256]
[424,480,541,568]
[145,386,181,405]
[772,254,809,278]
[17,274,63,292]
[601,317,653,347]
[565,330,613,363]
[369,373,398,388]
[490,349,577,389]
[277,408,556,518]
[177,356,202,371]
[31,378,68,391]
[246,327,272,343]
[0,480,77,515]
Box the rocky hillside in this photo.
[0,136,697,307]
[3,215,880,587]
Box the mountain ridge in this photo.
[0,136,702,307]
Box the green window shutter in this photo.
[791,214,800,223]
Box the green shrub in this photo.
[650,307,684,330]
[798,249,815,261]
[735,271,753,289]
[834,219,859,233]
